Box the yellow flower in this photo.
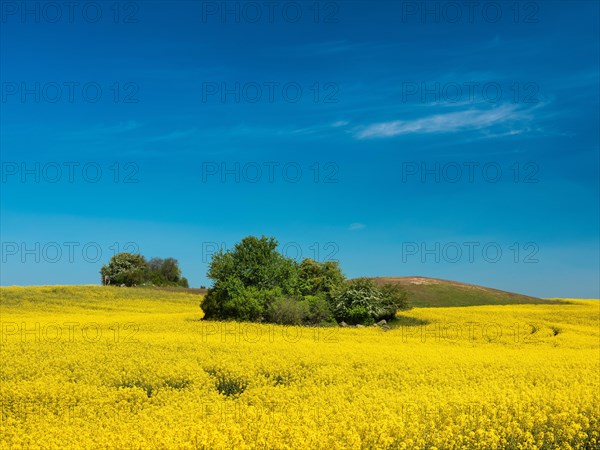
[1,287,598,449]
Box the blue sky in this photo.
[1,1,598,298]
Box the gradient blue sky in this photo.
[1,1,598,297]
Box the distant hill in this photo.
[129,277,558,308]
[368,276,560,308]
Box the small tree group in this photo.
[333,278,408,325]
[202,236,409,325]
[100,253,189,288]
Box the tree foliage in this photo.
[333,278,409,324]
[202,235,410,325]
[100,253,188,287]
[100,253,148,287]
[298,258,345,299]
[203,236,298,321]
[147,257,182,285]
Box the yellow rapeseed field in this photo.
[1,286,598,449]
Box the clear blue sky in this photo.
[1,1,598,298]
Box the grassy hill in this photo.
[368,276,561,308]
[0,279,562,313]
[0,285,203,315]
[147,277,559,309]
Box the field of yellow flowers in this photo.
[1,286,598,449]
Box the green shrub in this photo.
[100,253,148,286]
[202,235,409,325]
[100,253,188,288]
[203,237,352,324]
[148,257,182,284]
[347,306,375,325]
[267,297,309,325]
[205,368,248,397]
[203,279,264,321]
[334,278,382,324]
[333,278,409,325]
[305,294,334,324]
[203,236,303,321]
[202,279,286,322]
[298,259,345,299]
[221,290,264,322]
[378,283,410,319]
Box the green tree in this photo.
[298,258,345,299]
[267,297,310,325]
[203,236,301,320]
[101,253,189,288]
[304,294,335,324]
[333,278,410,325]
[333,278,383,325]
[100,253,148,286]
[202,236,409,325]
[378,283,410,320]
[147,257,183,285]
[296,258,345,324]
[207,236,300,292]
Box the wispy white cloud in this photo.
[144,128,199,143]
[332,120,349,128]
[355,104,527,139]
[349,223,366,231]
[63,121,142,140]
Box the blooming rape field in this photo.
[0,286,598,449]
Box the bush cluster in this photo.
[100,253,189,288]
[333,278,408,325]
[202,236,409,325]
